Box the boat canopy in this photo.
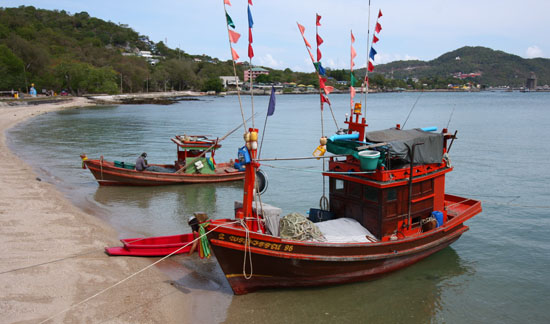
[365,128,443,164]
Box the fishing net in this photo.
[279,212,326,242]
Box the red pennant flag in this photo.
[350,86,356,99]
[351,30,355,43]
[316,34,323,46]
[365,76,370,87]
[317,48,322,61]
[224,0,231,5]
[249,28,253,43]
[373,34,379,44]
[228,30,241,44]
[368,61,374,72]
[351,46,357,60]
[324,85,334,95]
[249,0,253,5]
[319,77,327,89]
[320,94,331,105]
[378,9,383,18]
[297,22,306,35]
[316,14,322,26]
[248,44,254,59]
[375,22,382,33]
[231,47,239,61]
[304,37,312,49]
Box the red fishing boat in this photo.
[80,135,245,186]
[201,107,481,295]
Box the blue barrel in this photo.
[432,211,444,227]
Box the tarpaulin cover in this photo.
[365,128,443,164]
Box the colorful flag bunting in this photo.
[228,30,241,43]
[369,47,377,60]
[319,77,327,89]
[248,44,254,58]
[373,34,379,44]
[226,13,235,29]
[320,94,330,105]
[368,61,374,72]
[350,73,358,87]
[375,22,382,33]
[297,23,306,35]
[231,47,239,61]
[267,86,276,116]
[248,6,254,28]
[316,14,322,26]
[378,9,383,18]
[317,48,322,61]
[316,34,323,46]
[324,85,334,95]
[314,62,326,76]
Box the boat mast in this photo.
[363,0,372,115]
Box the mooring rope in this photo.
[239,219,254,280]
[38,220,238,324]
[0,250,100,275]
[260,162,376,174]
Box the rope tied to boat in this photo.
[38,220,239,324]
[239,219,254,280]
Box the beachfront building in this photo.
[220,76,240,89]
[244,67,269,82]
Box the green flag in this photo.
[350,73,358,87]
[226,13,235,29]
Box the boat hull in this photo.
[83,159,244,186]
[207,194,481,294]
[105,233,195,256]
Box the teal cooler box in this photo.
[357,150,381,171]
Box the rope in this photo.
[239,219,253,280]
[0,250,99,275]
[260,162,375,174]
[38,221,238,324]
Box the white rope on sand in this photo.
[39,221,238,324]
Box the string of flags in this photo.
[367,9,383,78]
[224,0,255,61]
[297,14,332,110]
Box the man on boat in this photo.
[135,152,149,171]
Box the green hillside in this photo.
[372,46,550,87]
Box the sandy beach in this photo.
[0,97,194,323]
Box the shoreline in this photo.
[0,97,192,323]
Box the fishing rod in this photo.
[446,105,456,129]
[401,90,423,129]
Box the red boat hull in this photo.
[207,194,481,294]
[83,159,244,186]
[105,233,195,256]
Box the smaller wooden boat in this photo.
[81,135,245,186]
[105,233,196,256]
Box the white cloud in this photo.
[257,54,283,68]
[376,53,421,64]
[526,45,543,58]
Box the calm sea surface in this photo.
[8,92,550,323]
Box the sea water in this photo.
[8,91,550,323]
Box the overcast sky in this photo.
[4,0,549,72]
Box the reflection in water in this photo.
[92,181,242,238]
[221,247,474,323]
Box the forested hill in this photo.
[371,46,550,87]
[0,6,252,94]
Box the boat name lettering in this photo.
[223,235,293,251]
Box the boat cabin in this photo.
[171,135,221,174]
[325,114,455,241]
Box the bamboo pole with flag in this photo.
[223,0,247,131]
[247,0,255,127]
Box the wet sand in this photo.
[0,97,196,323]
